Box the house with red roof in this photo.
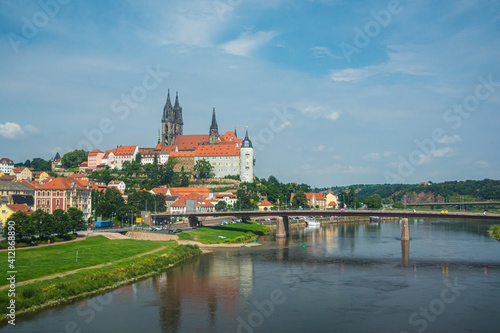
[214,193,237,206]
[114,145,139,169]
[290,192,327,209]
[258,200,274,211]
[0,203,33,224]
[33,177,92,219]
[108,180,126,193]
[87,149,104,170]
[10,167,33,181]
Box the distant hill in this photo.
[321,179,500,204]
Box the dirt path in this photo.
[0,246,167,290]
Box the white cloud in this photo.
[431,147,455,158]
[330,46,436,83]
[0,122,24,139]
[221,31,279,57]
[436,134,461,144]
[302,106,341,121]
[311,46,342,59]
[363,152,381,161]
[476,160,490,168]
[313,145,324,152]
[23,124,39,135]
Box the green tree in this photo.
[215,201,227,211]
[67,207,85,232]
[135,153,142,164]
[3,211,34,241]
[194,159,213,180]
[292,190,309,209]
[33,209,55,239]
[364,194,382,209]
[52,209,70,237]
[61,149,88,168]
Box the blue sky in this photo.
[1,0,499,187]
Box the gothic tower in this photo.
[209,107,219,145]
[173,91,183,139]
[240,129,254,182]
[161,90,183,146]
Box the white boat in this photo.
[305,219,320,226]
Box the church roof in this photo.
[241,129,253,148]
[174,135,210,151]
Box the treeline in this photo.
[90,157,190,193]
[324,179,500,203]
[91,187,166,223]
[1,208,85,246]
[15,157,52,172]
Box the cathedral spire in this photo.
[234,127,238,138]
[209,107,219,145]
[174,91,180,108]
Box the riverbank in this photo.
[177,221,273,244]
[0,236,201,322]
[489,224,500,240]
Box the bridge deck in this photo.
[152,210,500,220]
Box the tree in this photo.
[292,190,309,209]
[3,211,34,241]
[135,153,142,164]
[34,210,55,239]
[52,209,70,237]
[67,207,85,232]
[61,149,88,168]
[194,159,213,180]
[215,201,227,211]
[364,194,382,209]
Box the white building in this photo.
[0,158,15,174]
[240,130,254,182]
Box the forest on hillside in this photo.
[322,179,500,203]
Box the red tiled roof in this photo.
[171,196,187,207]
[36,177,87,190]
[168,187,211,198]
[88,149,103,156]
[12,167,28,173]
[220,131,242,143]
[6,204,33,214]
[0,175,16,181]
[150,187,168,195]
[0,158,14,165]
[215,193,237,199]
[108,180,124,185]
[170,150,195,157]
[115,145,137,156]
[173,135,210,151]
[259,200,273,206]
[195,143,240,156]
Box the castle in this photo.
[159,90,254,182]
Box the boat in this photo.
[305,219,320,226]
[369,216,381,223]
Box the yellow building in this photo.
[325,193,338,209]
[10,167,33,181]
[0,204,33,224]
[258,200,274,211]
[35,171,50,181]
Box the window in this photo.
[42,199,45,205]
[37,200,40,205]
[56,199,60,205]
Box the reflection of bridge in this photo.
[152,210,500,238]
[405,201,500,209]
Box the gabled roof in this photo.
[171,196,187,207]
[115,145,137,156]
[290,192,325,202]
[36,177,88,190]
[12,167,29,173]
[6,204,33,214]
[259,200,273,206]
[169,150,195,157]
[167,187,211,198]
[108,180,124,185]
[220,131,242,143]
[0,180,33,191]
[215,193,237,199]
[0,175,16,181]
[0,158,14,165]
[88,149,103,156]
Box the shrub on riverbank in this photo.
[0,244,200,321]
[489,225,500,240]
[180,222,272,244]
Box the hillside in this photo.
[322,179,500,204]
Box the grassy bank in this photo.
[178,221,273,244]
[489,225,500,240]
[0,236,200,321]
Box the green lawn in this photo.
[0,236,176,285]
[178,222,272,244]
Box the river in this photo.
[5,218,500,333]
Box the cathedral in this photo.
[159,90,254,182]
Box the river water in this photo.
[5,218,500,333]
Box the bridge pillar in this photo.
[186,217,200,228]
[401,240,410,267]
[401,218,410,241]
[276,216,289,238]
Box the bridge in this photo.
[152,209,500,238]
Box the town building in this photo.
[258,200,274,211]
[290,192,327,209]
[0,181,34,207]
[214,193,238,206]
[0,158,14,174]
[0,203,33,224]
[87,149,104,170]
[108,180,126,193]
[10,167,33,181]
[33,177,92,220]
